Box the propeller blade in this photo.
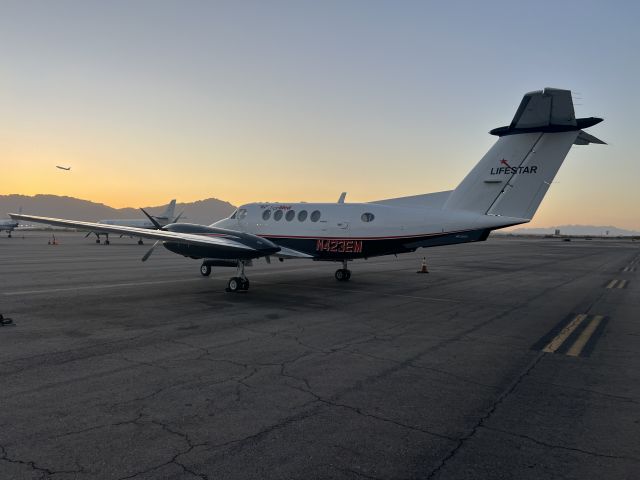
[84,231,92,238]
[140,208,162,229]
[172,211,184,223]
[265,256,271,264]
[141,240,161,262]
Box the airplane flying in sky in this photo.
[56,165,71,171]
[89,199,181,245]
[11,88,605,292]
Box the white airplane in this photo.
[0,218,19,237]
[89,199,180,245]
[11,88,605,292]
[56,165,71,171]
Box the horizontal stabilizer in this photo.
[490,88,602,137]
[574,131,606,145]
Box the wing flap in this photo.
[273,246,314,259]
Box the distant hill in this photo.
[0,194,236,225]
[510,224,640,237]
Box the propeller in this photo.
[84,231,92,238]
[138,209,165,262]
[141,240,162,262]
[172,211,184,223]
[140,208,163,229]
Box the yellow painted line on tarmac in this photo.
[566,315,604,357]
[542,314,588,353]
[617,280,628,289]
[605,279,619,289]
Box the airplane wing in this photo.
[8,213,255,252]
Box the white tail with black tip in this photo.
[444,88,604,220]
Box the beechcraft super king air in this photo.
[11,88,605,292]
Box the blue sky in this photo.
[2,0,638,228]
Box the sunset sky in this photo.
[2,1,638,229]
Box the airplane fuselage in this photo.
[202,202,524,260]
[0,219,19,233]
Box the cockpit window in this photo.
[229,210,238,219]
[238,209,248,220]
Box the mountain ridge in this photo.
[509,224,640,236]
[0,194,236,225]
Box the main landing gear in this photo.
[137,239,144,245]
[96,233,110,245]
[227,260,249,292]
[335,260,351,282]
[226,261,250,292]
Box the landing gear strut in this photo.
[335,260,351,282]
[227,261,250,292]
[137,239,144,245]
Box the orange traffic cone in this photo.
[417,257,429,274]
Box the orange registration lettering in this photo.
[315,239,363,253]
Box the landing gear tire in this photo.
[335,269,351,281]
[105,239,110,245]
[226,276,250,292]
[138,239,144,245]
[200,264,211,277]
[7,233,11,238]
[96,239,101,244]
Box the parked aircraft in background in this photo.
[90,199,181,245]
[11,88,604,292]
[0,218,19,237]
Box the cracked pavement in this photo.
[1,233,639,479]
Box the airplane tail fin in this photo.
[156,199,176,221]
[443,88,604,220]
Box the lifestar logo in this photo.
[490,159,538,175]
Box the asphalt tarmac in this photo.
[1,232,639,479]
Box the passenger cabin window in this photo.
[361,212,375,222]
[274,210,283,221]
[285,210,295,221]
[297,210,308,221]
[310,210,321,222]
[262,210,271,221]
[238,209,248,220]
[229,210,238,219]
